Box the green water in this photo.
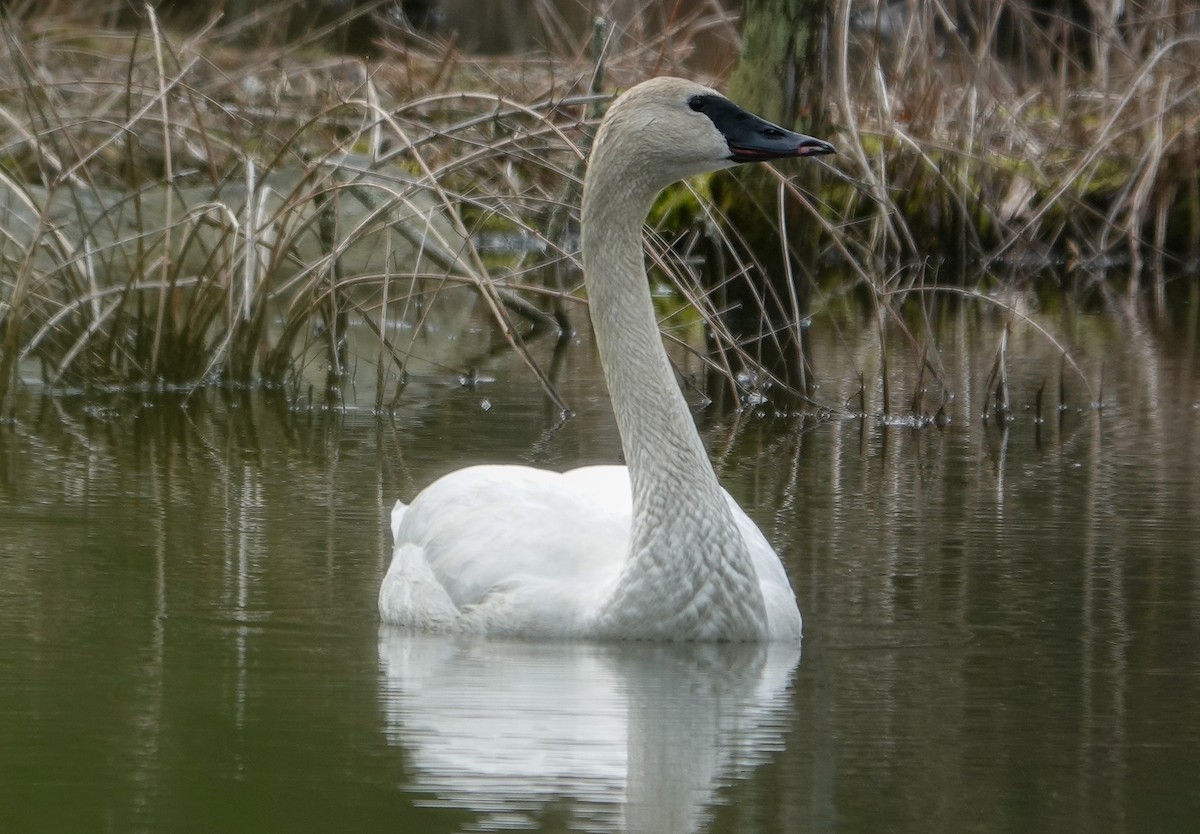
[1,306,1198,833]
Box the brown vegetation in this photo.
[0,1,1195,415]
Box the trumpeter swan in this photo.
[379,76,834,640]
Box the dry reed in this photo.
[0,1,1194,421]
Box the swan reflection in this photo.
[378,630,800,833]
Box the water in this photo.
[2,304,1198,833]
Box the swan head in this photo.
[587,76,834,194]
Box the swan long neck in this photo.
[581,133,767,640]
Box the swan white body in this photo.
[379,77,833,641]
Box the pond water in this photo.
[2,300,1199,833]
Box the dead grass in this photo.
[0,1,1195,418]
[787,0,1200,418]
[829,0,1200,279]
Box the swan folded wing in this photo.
[385,464,632,633]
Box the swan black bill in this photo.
[690,93,835,163]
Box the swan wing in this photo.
[381,465,632,635]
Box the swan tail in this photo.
[379,542,459,629]
[390,499,408,541]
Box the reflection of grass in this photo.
[1,3,1196,414]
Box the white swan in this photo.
[379,76,834,640]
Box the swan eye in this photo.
[688,96,706,112]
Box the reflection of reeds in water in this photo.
[1,2,1196,416]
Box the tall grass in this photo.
[827,0,1199,284]
[0,1,1195,418]
[0,8,568,409]
[768,0,1200,415]
[0,2,763,412]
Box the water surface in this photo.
[2,305,1198,833]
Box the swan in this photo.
[379,76,834,640]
